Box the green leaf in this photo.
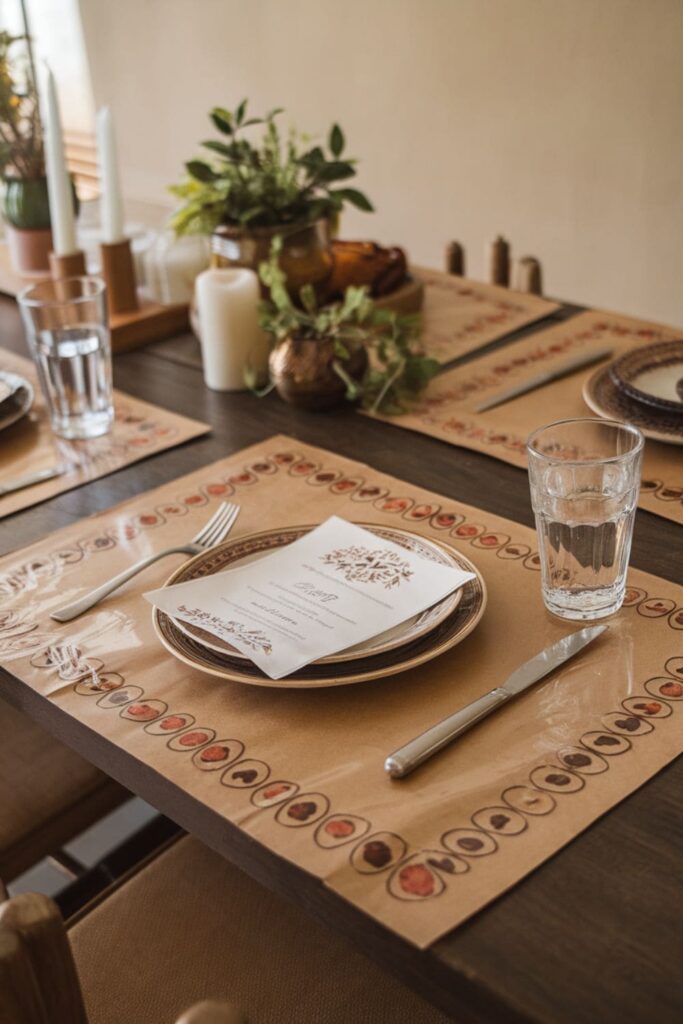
[315,161,355,183]
[235,99,247,124]
[210,110,233,135]
[329,123,344,157]
[201,139,237,158]
[185,160,217,183]
[299,283,317,315]
[300,145,325,167]
[333,187,374,212]
[240,205,268,224]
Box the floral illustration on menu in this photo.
[176,604,273,654]
[320,546,414,589]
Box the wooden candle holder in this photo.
[97,237,189,352]
[100,238,139,315]
[49,249,87,280]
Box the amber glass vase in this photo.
[210,219,333,298]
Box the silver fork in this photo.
[51,502,240,622]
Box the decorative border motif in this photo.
[419,274,555,359]
[1,446,681,909]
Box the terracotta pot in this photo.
[211,219,333,299]
[269,336,368,411]
[3,176,79,275]
[5,224,53,275]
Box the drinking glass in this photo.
[18,276,113,440]
[527,418,643,620]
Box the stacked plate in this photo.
[0,370,33,432]
[583,340,683,445]
[153,522,487,688]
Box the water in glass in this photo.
[18,276,113,440]
[527,419,643,620]
[34,324,112,439]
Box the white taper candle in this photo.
[96,106,125,244]
[42,65,76,256]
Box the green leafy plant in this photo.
[169,100,373,236]
[258,238,440,414]
[0,31,43,180]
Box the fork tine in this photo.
[198,506,232,548]
[210,504,239,545]
[191,502,228,545]
[202,503,239,548]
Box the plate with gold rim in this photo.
[152,524,487,688]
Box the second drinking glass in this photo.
[527,417,643,620]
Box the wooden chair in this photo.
[0,835,452,1024]
[0,696,128,881]
[445,238,544,295]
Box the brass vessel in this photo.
[211,219,333,298]
[269,336,368,411]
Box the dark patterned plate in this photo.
[166,523,463,665]
[152,525,487,688]
[583,364,683,446]
[608,340,683,414]
[0,370,33,432]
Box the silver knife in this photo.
[0,463,71,498]
[473,347,613,412]
[385,625,607,779]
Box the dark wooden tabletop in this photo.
[0,294,681,1024]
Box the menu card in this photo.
[145,517,474,679]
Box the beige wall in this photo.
[79,0,683,325]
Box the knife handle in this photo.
[384,688,509,779]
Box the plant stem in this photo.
[370,356,406,414]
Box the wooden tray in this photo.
[0,243,189,354]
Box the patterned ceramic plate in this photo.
[608,340,683,414]
[164,524,463,664]
[0,371,33,432]
[153,525,487,688]
[583,364,683,445]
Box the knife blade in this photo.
[473,347,613,413]
[0,463,71,498]
[384,624,607,779]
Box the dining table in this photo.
[0,285,680,1024]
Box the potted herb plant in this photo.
[0,31,51,273]
[170,100,373,297]
[259,238,439,412]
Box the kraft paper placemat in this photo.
[0,349,209,519]
[374,310,682,526]
[0,436,681,948]
[415,268,559,363]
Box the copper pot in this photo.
[269,336,368,411]
[211,219,333,299]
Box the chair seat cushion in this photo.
[0,697,126,880]
[70,836,452,1024]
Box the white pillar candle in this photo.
[42,66,76,256]
[96,106,125,244]
[194,267,269,391]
